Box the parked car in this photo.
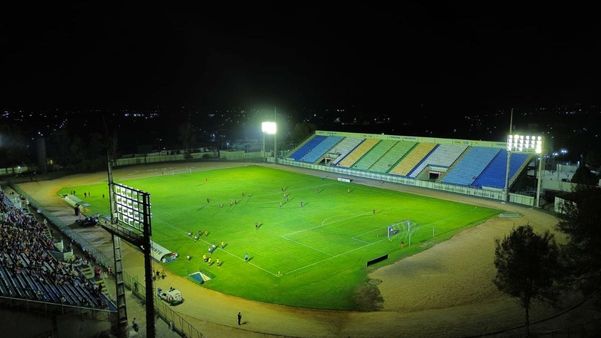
[157,287,183,305]
[75,216,98,227]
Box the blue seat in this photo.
[300,136,343,163]
[442,147,500,186]
[289,136,326,161]
[473,151,530,188]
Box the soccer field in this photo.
[59,165,500,310]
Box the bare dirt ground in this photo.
[16,161,592,337]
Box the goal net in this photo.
[388,220,418,241]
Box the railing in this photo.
[509,192,535,206]
[0,295,114,320]
[276,158,536,207]
[124,271,204,338]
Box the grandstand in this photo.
[289,135,326,161]
[338,138,379,167]
[407,144,468,178]
[283,131,536,206]
[472,150,530,189]
[442,147,501,186]
[327,137,364,165]
[0,189,110,310]
[299,136,344,163]
[369,141,416,173]
[352,140,397,171]
[389,142,437,176]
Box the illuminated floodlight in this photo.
[261,121,277,135]
[507,134,543,154]
[112,183,151,234]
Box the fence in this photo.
[0,295,114,321]
[0,166,29,176]
[114,152,217,167]
[276,158,536,207]
[8,183,204,338]
[509,192,535,206]
[124,271,203,338]
[219,151,263,161]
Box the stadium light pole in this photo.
[535,143,544,208]
[261,121,277,161]
[274,107,277,163]
[106,152,128,338]
[503,109,513,202]
[507,133,543,207]
[261,129,266,159]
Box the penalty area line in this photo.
[284,238,386,276]
[280,235,333,257]
[283,212,372,237]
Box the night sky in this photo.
[2,3,600,112]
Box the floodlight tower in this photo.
[274,107,277,163]
[506,133,543,207]
[503,109,514,202]
[261,120,277,161]
[106,156,128,338]
[535,139,544,208]
[103,155,156,338]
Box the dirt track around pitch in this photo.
[17,161,571,337]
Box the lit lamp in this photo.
[261,121,277,161]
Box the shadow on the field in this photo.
[353,279,384,311]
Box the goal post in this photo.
[388,220,418,242]
[387,224,399,240]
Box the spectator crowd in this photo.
[0,190,107,308]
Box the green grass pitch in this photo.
[59,165,500,310]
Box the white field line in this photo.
[283,208,489,276]
[280,212,387,275]
[284,238,386,276]
[279,235,333,257]
[245,182,337,201]
[350,236,371,244]
[283,212,372,237]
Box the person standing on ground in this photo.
[132,317,139,332]
[237,312,242,325]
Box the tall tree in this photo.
[178,120,196,157]
[571,163,597,186]
[557,187,601,296]
[494,225,560,336]
[0,124,28,167]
